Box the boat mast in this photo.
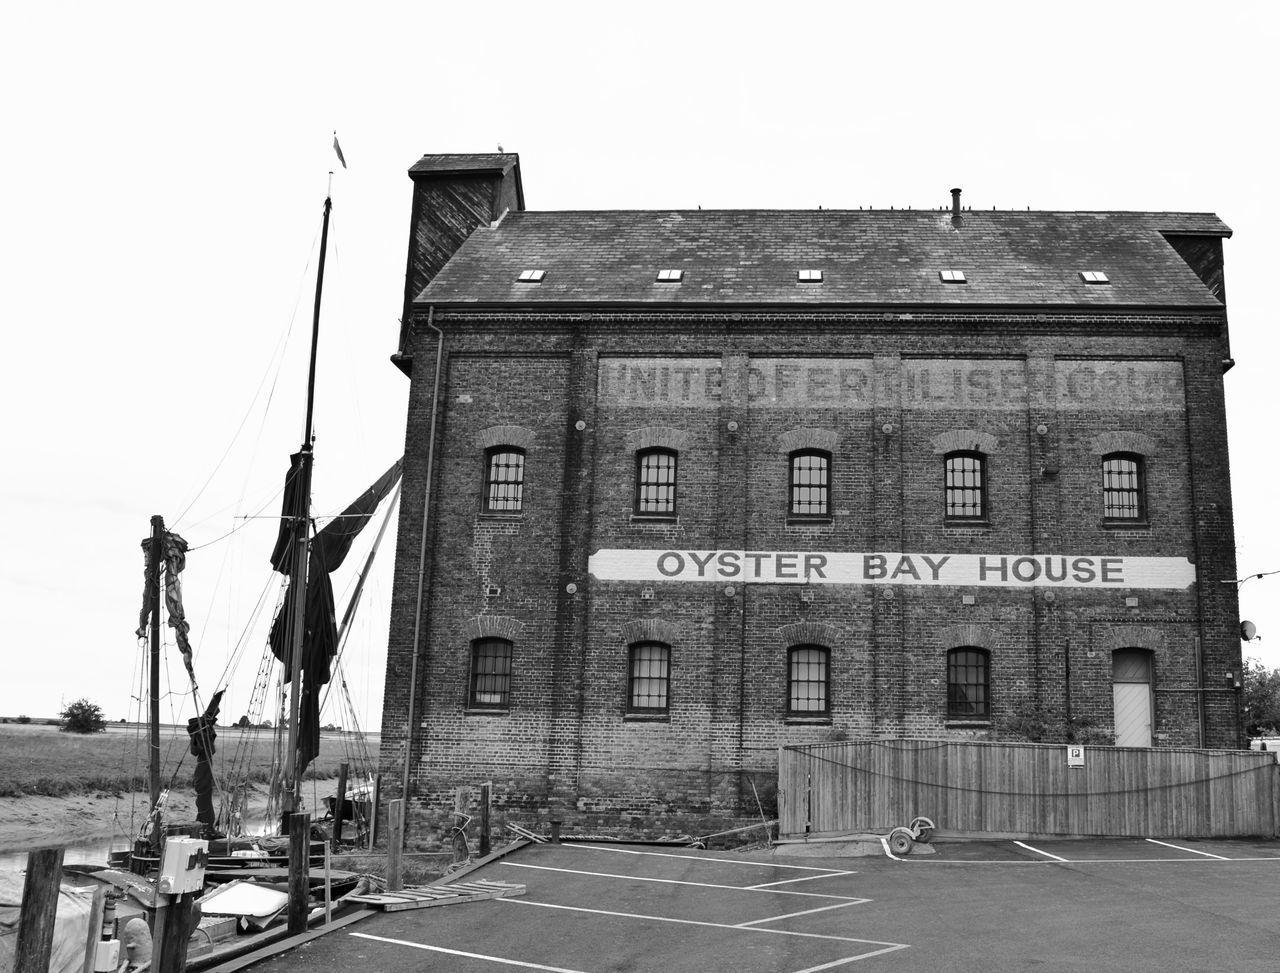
[282,190,332,816]
[148,514,164,811]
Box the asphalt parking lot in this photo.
[248,837,1280,972]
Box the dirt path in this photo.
[0,781,338,854]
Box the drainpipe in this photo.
[401,306,443,809]
[1194,635,1206,747]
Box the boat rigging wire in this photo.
[172,220,323,532]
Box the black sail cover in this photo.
[269,457,403,774]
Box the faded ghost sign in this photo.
[587,549,1196,590]
[597,358,1184,411]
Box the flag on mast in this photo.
[332,132,347,169]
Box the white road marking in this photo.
[747,871,857,889]
[349,932,592,973]
[1014,841,1069,861]
[501,861,861,899]
[1145,838,1229,859]
[735,900,866,927]
[790,944,917,972]
[499,898,909,952]
[570,842,849,872]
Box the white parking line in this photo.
[1014,841,1069,861]
[1145,838,1228,859]
[735,901,865,927]
[570,843,850,872]
[502,861,864,900]
[499,898,909,954]
[748,871,857,889]
[349,932,592,973]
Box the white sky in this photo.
[2,2,1277,731]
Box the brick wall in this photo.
[379,311,1242,842]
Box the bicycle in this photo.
[447,811,473,870]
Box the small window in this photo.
[939,269,967,283]
[656,269,684,282]
[789,450,830,518]
[483,447,525,513]
[948,647,989,720]
[788,645,830,715]
[797,269,824,283]
[469,638,512,709]
[1102,452,1146,521]
[944,451,986,521]
[517,269,546,283]
[635,448,677,516]
[628,642,670,713]
[1080,271,1110,284]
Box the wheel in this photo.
[451,829,471,865]
[888,828,914,856]
[908,816,936,842]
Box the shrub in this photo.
[60,698,107,734]
[15,715,31,724]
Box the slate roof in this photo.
[417,209,1230,309]
[409,153,519,175]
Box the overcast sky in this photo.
[3,2,1277,733]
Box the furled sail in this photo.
[268,457,403,773]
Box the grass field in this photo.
[0,721,377,797]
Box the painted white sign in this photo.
[586,549,1196,589]
[1067,745,1086,768]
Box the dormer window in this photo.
[939,270,967,284]
[656,269,684,283]
[797,269,823,283]
[517,269,546,283]
[1080,271,1110,284]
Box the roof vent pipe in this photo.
[951,188,963,227]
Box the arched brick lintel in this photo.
[620,617,681,645]
[476,425,537,451]
[778,621,843,647]
[464,615,526,642]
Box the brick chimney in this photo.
[395,153,525,371]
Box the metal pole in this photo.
[283,194,331,815]
[149,515,164,811]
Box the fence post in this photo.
[479,782,491,857]
[15,846,63,973]
[333,761,349,848]
[387,799,404,891]
[288,812,311,934]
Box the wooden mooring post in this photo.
[333,761,349,848]
[288,812,311,934]
[479,782,491,857]
[15,846,63,973]
[387,799,404,892]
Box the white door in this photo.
[1113,682,1152,747]
[1112,649,1153,747]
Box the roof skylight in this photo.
[797,269,824,283]
[939,270,967,284]
[517,269,546,283]
[1080,271,1110,284]
[656,269,684,282]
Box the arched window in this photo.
[1102,452,1146,522]
[635,448,678,516]
[944,451,986,521]
[627,642,671,712]
[789,450,831,518]
[469,638,512,709]
[787,645,830,715]
[947,647,990,720]
[483,447,525,513]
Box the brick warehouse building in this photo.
[378,152,1242,837]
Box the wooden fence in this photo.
[777,739,1279,839]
